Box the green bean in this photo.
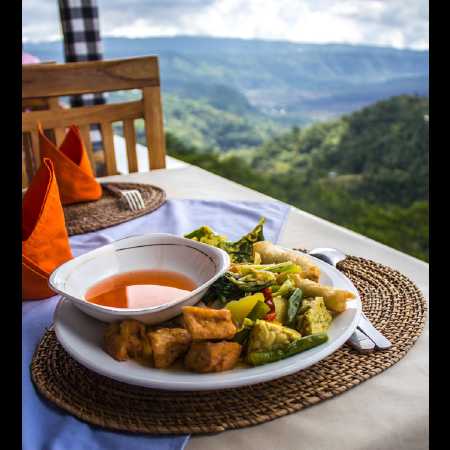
[247,333,328,366]
[286,288,303,328]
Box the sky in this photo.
[22,0,429,50]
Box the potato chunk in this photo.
[149,328,192,369]
[182,306,237,340]
[184,341,242,373]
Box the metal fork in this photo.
[101,183,146,212]
[308,247,392,353]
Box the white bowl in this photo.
[48,233,230,324]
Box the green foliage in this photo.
[108,90,282,152]
[166,95,429,262]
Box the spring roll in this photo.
[292,275,355,313]
[253,241,320,282]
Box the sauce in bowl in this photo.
[85,269,197,309]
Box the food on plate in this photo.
[149,328,192,369]
[285,288,303,328]
[182,306,237,340]
[225,292,266,325]
[296,297,333,335]
[104,319,151,362]
[253,241,321,282]
[102,218,357,373]
[184,341,242,373]
[292,276,355,313]
[104,323,128,361]
[247,333,329,366]
[247,319,301,353]
[185,218,265,263]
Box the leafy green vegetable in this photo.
[185,217,265,263]
[202,273,243,305]
[184,226,228,248]
[224,217,265,262]
[203,268,273,306]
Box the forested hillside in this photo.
[165,95,429,261]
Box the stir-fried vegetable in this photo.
[274,277,295,298]
[232,261,300,275]
[185,218,265,263]
[297,297,333,335]
[248,301,271,321]
[234,318,255,345]
[286,288,303,328]
[233,302,271,345]
[225,218,265,263]
[273,296,287,324]
[262,287,276,321]
[247,319,301,353]
[184,226,228,248]
[228,270,276,292]
[203,274,243,305]
[247,333,329,366]
[226,292,266,324]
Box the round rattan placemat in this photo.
[31,255,426,435]
[63,182,166,236]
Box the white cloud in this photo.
[22,0,429,50]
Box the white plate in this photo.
[54,251,361,391]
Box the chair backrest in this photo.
[22,56,166,186]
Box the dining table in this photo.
[98,155,429,450]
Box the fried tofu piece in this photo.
[149,328,192,369]
[184,341,242,373]
[104,323,129,361]
[104,319,152,362]
[120,320,146,358]
[182,306,237,340]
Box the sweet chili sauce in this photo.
[85,270,197,309]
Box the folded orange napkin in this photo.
[38,124,102,205]
[22,158,73,300]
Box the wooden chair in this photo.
[22,56,166,187]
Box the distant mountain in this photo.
[24,36,428,126]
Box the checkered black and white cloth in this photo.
[58,0,105,154]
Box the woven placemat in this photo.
[63,182,166,236]
[31,255,426,434]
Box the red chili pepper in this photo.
[262,287,276,321]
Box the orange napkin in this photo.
[22,158,73,300]
[38,124,102,205]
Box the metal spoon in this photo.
[308,247,392,351]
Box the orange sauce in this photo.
[85,270,197,309]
